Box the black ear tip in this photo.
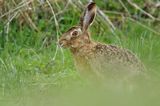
[87,2,96,11]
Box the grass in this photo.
[0,0,160,106]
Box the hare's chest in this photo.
[74,56,98,77]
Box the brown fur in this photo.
[58,2,145,80]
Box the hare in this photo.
[58,2,145,81]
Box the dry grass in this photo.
[0,0,160,101]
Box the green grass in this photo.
[0,0,160,106]
[1,16,160,97]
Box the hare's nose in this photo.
[58,40,64,47]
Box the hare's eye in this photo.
[71,31,78,37]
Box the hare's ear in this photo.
[80,2,96,32]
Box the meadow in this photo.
[0,0,160,106]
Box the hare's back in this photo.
[92,43,144,71]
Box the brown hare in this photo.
[58,2,145,81]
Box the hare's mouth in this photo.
[58,40,68,48]
[58,41,64,47]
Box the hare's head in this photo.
[59,2,97,48]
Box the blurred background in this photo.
[0,0,160,106]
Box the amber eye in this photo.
[71,30,78,37]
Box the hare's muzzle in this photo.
[58,39,68,48]
[58,40,64,47]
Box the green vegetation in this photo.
[0,0,160,106]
